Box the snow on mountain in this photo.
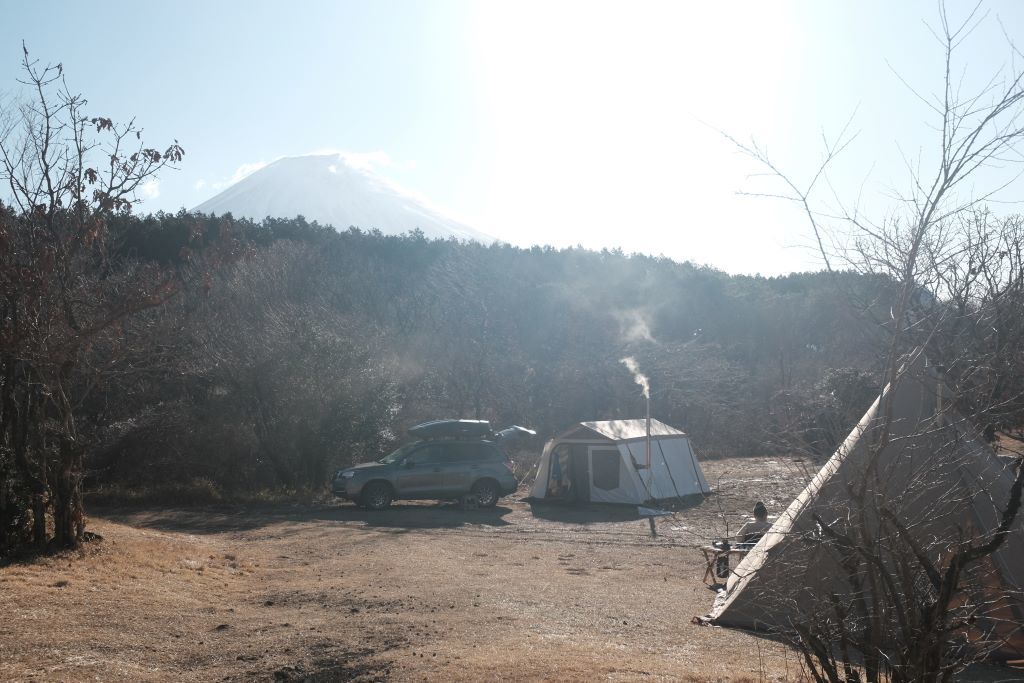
[193,154,491,242]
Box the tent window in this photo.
[591,450,620,490]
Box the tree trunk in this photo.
[31,490,46,546]
[51,439,84,549]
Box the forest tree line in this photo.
[1,201,888,521]
[17,202,1024,492]
[6,205,1024,555]
[89,212,894,488]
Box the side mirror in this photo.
[403,459,416,469]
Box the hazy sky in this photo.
[5,1,1024,275]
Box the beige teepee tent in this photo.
[708,356,1024,660]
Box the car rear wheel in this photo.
[361,482,393,510]
[471,479,500,508]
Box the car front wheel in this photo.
[361,482,393,510]
[471,479,500,508]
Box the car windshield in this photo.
[378,443,416,464]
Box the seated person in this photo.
[735,501,772,545]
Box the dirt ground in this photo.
[0,457,1018,682]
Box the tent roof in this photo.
[576,418,685,442]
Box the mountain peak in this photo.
[193,154,491,242]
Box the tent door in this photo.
[588,446,623,500]
[545,444,590,502]
[569,447,591,503]
[545,444,572,500]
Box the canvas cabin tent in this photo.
[529,419,709,504]
[707,356,1024,661]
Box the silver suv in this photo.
[332,438,518,509]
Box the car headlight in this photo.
[341,470,357,479]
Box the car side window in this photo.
[435,448,463,463]
[407,445,441,465]
[434,444,474,463]
[406,442,500,464]
[439,444,466,462]
[450,443,498,461]
[471,444,501,461]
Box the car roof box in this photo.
[493,425,537,442]
[407,419,493,440]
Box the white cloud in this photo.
[205,149,413,192]
[229,161,268,185]
[340,150,392,171]
[205,149,425,204]
[303,148,415,173]
[214,150,412,193]
[204,161,270,192]
[140,180,160,200]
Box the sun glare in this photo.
[470,2,810,271]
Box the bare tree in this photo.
[0,47,184,552]
[163,241,397,491]
[721,4,1024,678]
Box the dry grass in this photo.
[84,479,332,508]
[10,456,1012,681]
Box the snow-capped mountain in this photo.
[193,154,491,242]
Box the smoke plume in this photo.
[620,356,650,398]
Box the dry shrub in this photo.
[86,478,224,506]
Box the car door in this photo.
[395,444,447,497]
[440,443,480,494]
[414,443,476,497]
